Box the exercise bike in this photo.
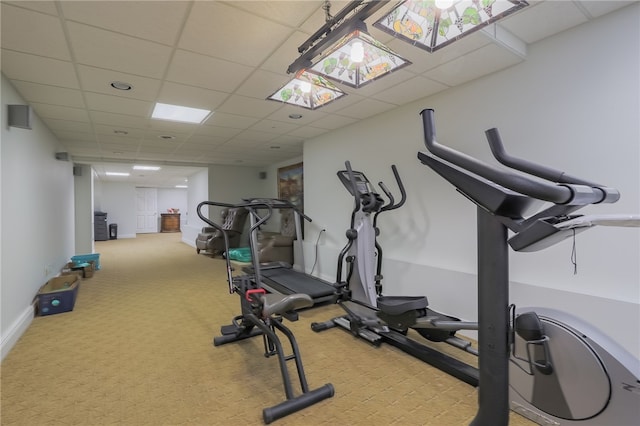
[418,108,640,425]
[196,200,334,424]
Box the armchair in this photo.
[257,209,297,264]
[196,207,248,256]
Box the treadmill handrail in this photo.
[197,200,271,293]
[244,197,312,223]
[420,109,616,206]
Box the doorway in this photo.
[136,188,158,233]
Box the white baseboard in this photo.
[1,304,35,361]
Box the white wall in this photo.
[98,182,137,238]
[1,74,76,359]
[303,5,640,356]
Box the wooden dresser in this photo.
[160,213,181,232]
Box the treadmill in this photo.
[243,198,337,305]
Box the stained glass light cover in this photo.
[267,70,346,110]
[309,29,412,89]
[374,0,528,53]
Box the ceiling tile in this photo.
[3,1,58,15]
[305,114,359,130]
[179,1,292,67]
[424,44,524,87]
[182,136,228,147]
[334,98,397,120]
[77,65,162,101]
[30,102,90,122]
[500,1,588,44]
[372,75,448,105]
[67,22,173,78]
[236,69,292,100]
[227,1,321,27]
[386,32,491,74]
[11,81,85,108]
[60,1,190,46]
[85,92,153,117]
[93,124,146,138]
[578,0,636,17]
[195,124,244,139]
[1,4,71,60]
[265,105,329,125]
[260,30,314,74]
[216,94,283,119]
[201,112,259,130]
[287,126,329,139]
[43,118,93,134]
[165,49,254,92]
[156,82,230,111]
[89,111,149,129]
[298,1,351,34]
[249,119,300,135]
[52,130,96,143]
[1,50,80,89]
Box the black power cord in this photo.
[310,229,326,275]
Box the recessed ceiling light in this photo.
[151,102,211,124]
[133,165,161,171]
[105,172,130,176]
[110,81,133,91]
[289,114,303,119]
[175,185,188,188]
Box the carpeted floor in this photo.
[0,233,535,425]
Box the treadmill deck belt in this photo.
[260,268,335,299]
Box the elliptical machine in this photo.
[312,161,481,386]
[197,200,334,424]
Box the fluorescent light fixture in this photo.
[175,185,188,188]
[267,69,346,110]
[133,165,161,171]
[151,102,211,124]
[105,172,130,176]
[374,0,529,53]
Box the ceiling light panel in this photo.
[151,102,211,124]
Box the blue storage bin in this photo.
[71,253,101,270]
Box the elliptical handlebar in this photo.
[196,200,272,293]
[344,161,362,213]
[380,164,407,212]
[420,109,618,206]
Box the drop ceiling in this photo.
[1,0,632,187]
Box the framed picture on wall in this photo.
[277,162,304,212]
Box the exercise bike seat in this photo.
[377,296,428,315]
[260,293,314,317]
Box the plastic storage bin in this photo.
[71,253,101,270]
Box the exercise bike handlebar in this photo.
[420,109,618,206]
[484,127,601,187]
[197,200,272,293]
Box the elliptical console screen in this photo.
[339,170,370,195]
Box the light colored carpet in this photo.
[0,233,534,425]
